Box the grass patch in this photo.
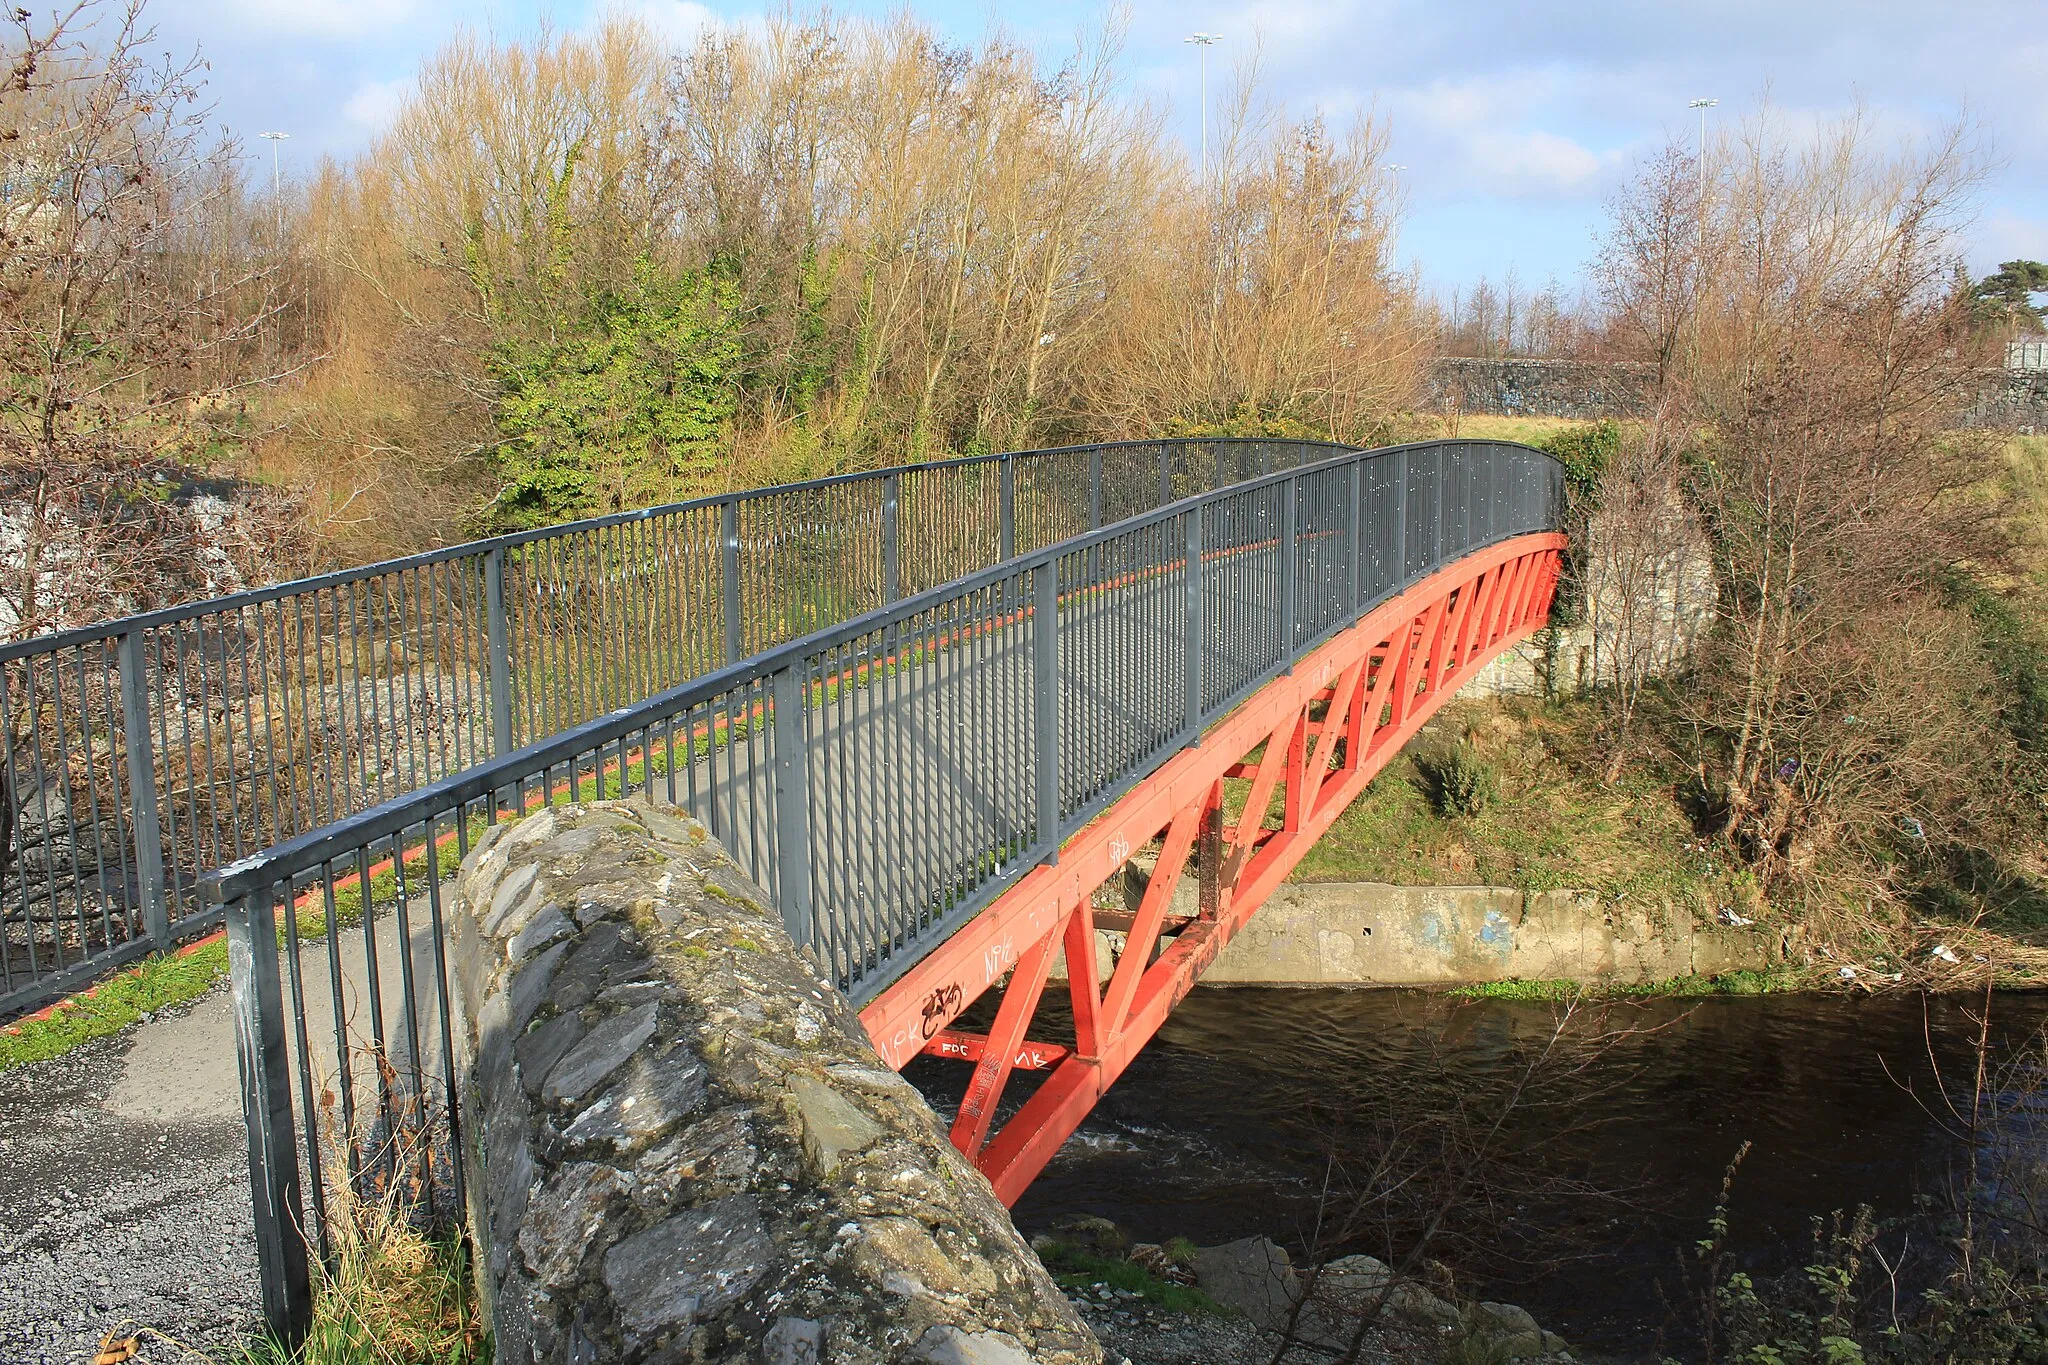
[1291,696,1746,912]
[1449,968,1800,1002]
[2,822,476,1074]
[0,941,229,1071]
[1434,414,1595,446]
[1035,1238,1230,1316]
[231,1196,486,1364]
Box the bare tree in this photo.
[0,0,299,635]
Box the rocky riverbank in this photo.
[1038,1218,1577,1365]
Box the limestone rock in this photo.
[1468,1300,1546,1358]
[540,1003,660,1105]
[560,1048,707,1152]
[517,1162,630,1290]
[450,801,1099,1365]
[764,1316,825,1365]
[599,1194,772,1346]
[1316,1253,1392,1294]
[906,1325,1037,1365]
[1386,1282,1463,1332]
[509,903,572,961]
[483,862,540,935]
[514,1012,585,1096]
[1192,1236,1301,1330]
[788,1072,883,1178]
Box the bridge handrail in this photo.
[0,434,1347,1012]
[206,436,1563,936]
[0,437,1346,663]
[203,435,1563,1343]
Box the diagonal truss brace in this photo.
[859,534,1566,1205]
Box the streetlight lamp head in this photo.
[1687,98,1718,111]
[258,130,290,140]
[1184,32,1220,45]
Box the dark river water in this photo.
[907,986,2048,1359]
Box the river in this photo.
[908,986,2048,1357]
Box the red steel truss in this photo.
[858,532,1566,1204]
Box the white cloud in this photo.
[343,77,411,132]
[219,0,420,40]
[615,1,720,46]
[1467,128,1608,195]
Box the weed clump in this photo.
[1415,742,1499,819]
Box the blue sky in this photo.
[149,0,2046,299]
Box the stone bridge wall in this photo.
[447,798,1099,1365]
[1431,356,2048,432]
[1428,357,1657,420]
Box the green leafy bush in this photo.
[1415,742,1499,818]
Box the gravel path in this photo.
[0,986,260,1364]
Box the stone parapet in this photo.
[447,798,1100,1365]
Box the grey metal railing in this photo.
[199,437,1563,1340]
[0,437,1343,1015]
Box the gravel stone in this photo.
[0,992,261,1364]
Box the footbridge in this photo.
[3,435,1563,1344]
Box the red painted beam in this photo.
[858,535,1565,1201]
[924,1030,1071,1071]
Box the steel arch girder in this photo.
[857,532,1566,1205]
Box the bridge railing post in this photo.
[882,472,900,604]
[223,882,313,1349]
[999,454,1016,561]
[117,628,167,950]
[1394,449,1410,587]
[1033,566,1060,860]
[1278,474,1297,658]
[1086,445,1103,585]
[1431,446,1446,570]
[484,546,514,758]
[1346,458,1362,616]
[1185,508,1204,739]
[771,664,814,950]
[722,497,743,665]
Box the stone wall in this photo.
[1428,358,1657,421]
[1963,369,2048,433]
[447,799,1101,1365]
[1432,357,2048,434]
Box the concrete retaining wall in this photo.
[447,799,1100,1365]
[1056,879,1774,988]
[1203,882,1773,986]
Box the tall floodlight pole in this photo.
[258,131,289,244]
[1185,33,1221,184]
[1686,98,1716,225]
[1385,164,1405,271]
